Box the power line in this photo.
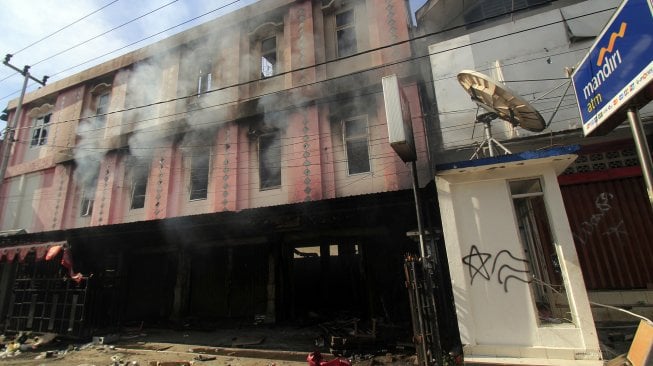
[10,6,606,137]
[0,0,240,103]
[12,0,121,57]
[2,3,621,184]
[0,2,614,107]
[0,0,121,85]
[46,0,240,79]
[31,0,180,68]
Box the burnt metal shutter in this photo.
[561,176,653,290]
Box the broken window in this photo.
[130,169,148,210]
[80,170,99,217]
[510,178,570,325]
[336,9,357,57]
[258,132,281,189]
[261,36,277,78]
[343,116,370,175]
[30,113,51,147]
[197,61,212,96]
[189,152,210,201]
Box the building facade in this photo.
[0,0,439,342]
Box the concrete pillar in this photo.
[0,262,16,328]
[172,247,191,321]
[265,248,277,324]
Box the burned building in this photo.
[0,0,443,344]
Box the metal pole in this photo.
[627,107,653,209]
[484,122,495,157]
[0,68,30,190]
[411,161,427,260]
[0,56,47,191]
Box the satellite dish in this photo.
[457,70,546,158]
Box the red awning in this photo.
[0,241,67,263]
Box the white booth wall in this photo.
[436,153,601,364]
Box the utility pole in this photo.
[0,54,48,190]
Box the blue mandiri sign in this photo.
[571,0,653,136]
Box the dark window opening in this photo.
[190,154,210,200]
[344,117,370,174]
[261,37,277,78]
[130,171,148,209]
[259,133,281,189]
[292,243,363,319]
[336,9,357,57]
[30,113,51,147]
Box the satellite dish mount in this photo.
[457,70,545,159]
[471,111,512,159]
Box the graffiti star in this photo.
[462,245,492,285]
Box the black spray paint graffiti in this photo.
[573,192,628,245]
[462,245,531,292]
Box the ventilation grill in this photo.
[563,148,639,175]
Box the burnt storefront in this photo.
[0,190,444,342]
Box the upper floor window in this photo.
[250,21,283,80]
[30,113,51,147]
[95,92,110,125]
[80,168,99,217]
[261,37,277,78]
[343,116,370,174]
[130,169,148,210]
[258,132,281,189]
[197,61,213,96]
[336,9,357,57]
[189,151,210,201]
[80,192,94,217]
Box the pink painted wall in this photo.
[0,0,425,232]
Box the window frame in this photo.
[197,61,213,96]
[260,36,277,78]
[130,168,149,210]
[342,116,371,175]
[94,92,110,127]
[30,113,51,148]
[335,8,357,58]
[258,132,282,190]
[189,150,211,201]
[79,167,99,217]
[509,177,571,325]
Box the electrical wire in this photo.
[0,4,629,212]
[0,0,240,102]
[0,0,120,83]
[31,0,180,68]
[0,2,614,106]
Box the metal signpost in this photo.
[571,0,653,208]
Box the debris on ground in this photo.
[307,351,351,366]
[0,331,61,359]
[193,354,217,361]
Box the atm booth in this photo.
[435,146,602,365]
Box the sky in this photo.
[0,0,427,133]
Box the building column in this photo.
[265,245,277,324]
[172,247,191,321]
